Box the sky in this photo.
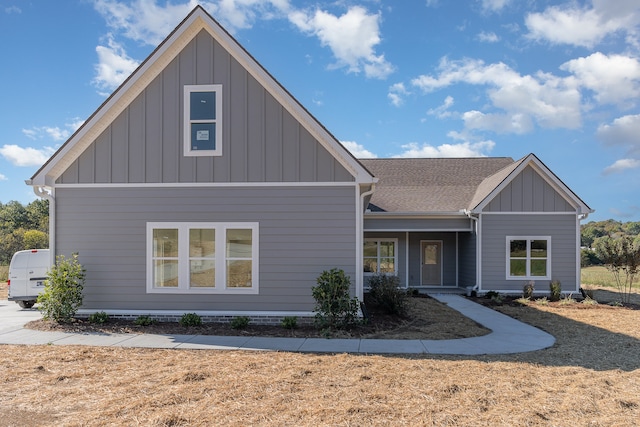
[1,0,639,222]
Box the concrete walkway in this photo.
[0,294,555,355]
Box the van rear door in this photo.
[27,250,49,296]
[8,251,29,298]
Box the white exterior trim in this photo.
[479,211,578,215]
[146,222,259,294]
[364,228,472,232]
[183,84,223,157]
[505,235,552,281]
[55,182,358,189]
[363,237,399,276]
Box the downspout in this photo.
[357,183,376,301]
[463,209,480,294]
[30,184,55,267]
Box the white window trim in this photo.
[147,222,259,294]
[506,236,551,280]
[363,238,398,276]
[183,84,223,157]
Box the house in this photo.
[28,6,592,323]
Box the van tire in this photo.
[18,300,35,309]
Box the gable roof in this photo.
[360,157,514,213]
[470,153,593,215]
[29,6,374,188]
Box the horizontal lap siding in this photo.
[480,214,578,292]
[55,186,357,311]
[364,217,471,231]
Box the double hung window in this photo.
[507,236,550,280]
[148,222,258,293]
[184,85,222,156]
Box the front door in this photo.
[421,241,442,286]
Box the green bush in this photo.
[179,312,202,327]
[368,274,408,316]
[134,315,156,326]
[549,280,562,302]
[37,253,86,322]
[311,268,360,330]
[281,316,298,329]
[230,316,250,329]
[88,311,109,324]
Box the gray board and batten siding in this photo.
[56,29,354,185]
[55,186,357,312]
[482,165,576,213]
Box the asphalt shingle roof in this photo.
[360,157,515,213]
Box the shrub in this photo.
[549,280,562,302]
[179,313,202,327]
[135,315,155,326]
[535,297,549,306]
[559,294,576,305]
[38,253,86,322]
[230,316,250,329]
[311,268,360,329]
[281,316,298,329]
[523,281,535,299]
[582,296,598,306]
[88,311,109,324]
[368,274,408,316]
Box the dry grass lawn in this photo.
[1,284,639,426]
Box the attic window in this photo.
[184,84,222,156]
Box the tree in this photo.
[23,230,49,249]
[594,236,640,304]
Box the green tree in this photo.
[594,236,640,304]
[0,201,29,233]
[25,199,49,232]
[23,230,49,249]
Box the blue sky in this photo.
[1,0,639,222]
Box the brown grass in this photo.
[0,282,7,300]
[1,286,639,426]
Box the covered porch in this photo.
[363,215,477,291]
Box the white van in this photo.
[7,249,51,309]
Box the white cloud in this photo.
[597,114,640,155]
[427,96,455,118]
[480,0,511,13]
[411,57,581,133]
[525,1,640,48]
[0,173,7,181]
[21,119,85,142]
[341,141,377,158]
[561,52,640,107]
[477,31,499,43]
[393,140,495,158]
[5,6,21,14]
[388,82,409,107]
[0,145,56,167]
[603,158,640,175]
[289,6,394,79]
[93,34,141,92]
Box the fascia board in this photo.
[472,153,592,214]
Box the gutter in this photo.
[27,180,55,267]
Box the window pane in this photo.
[191,123,216,151]
[380,257,395,273]
[530,240,547,258]
[190,260,215,287]
[227,229,252,258]
[424,244,438,265]
[510,240,527,258]
[227,260,252,287]
[190,91,216,120]
[510,259,526,276]
[153,260,179,287]
[531,259,547,276]
[380,241,394,257]
[363,241,377,257]
[363,258,378,273]
[190,229,215,257]
[153,229,178,257]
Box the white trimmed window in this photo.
[363,238,398,275]
[506,236,551,280]
[147,222,258,294]
[184,84,222,156]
